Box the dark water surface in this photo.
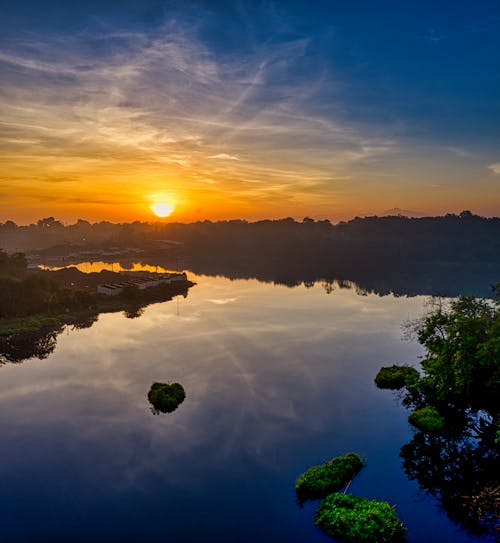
[0,274,494,542]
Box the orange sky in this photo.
[1,146,498,224]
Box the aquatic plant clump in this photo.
[315,493,407,543]
[408,406,445,433]
[375,365,420,390]
[295,453,363,501]
[148,382,185,414]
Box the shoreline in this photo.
[0,280,194,337]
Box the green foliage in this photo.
[416,295,500,415]
[148,382,186,414]
[315,493,406,543]
[408,406,445,433]
[375,365,420,390]
[377,289,500,419]
[295,453,363,501]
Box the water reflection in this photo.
[400,414,499,536]
[39,256,498,298]
[40,260,175,274]
[123,305,145,319]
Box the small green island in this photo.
[295,453,363,501]
[148,382,186,414]
[315,493,407,543]
[374,365,419,390]
[407,406,445,433]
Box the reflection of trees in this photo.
[183,251,496,299]
[70,315,99,330]
[400,416,499,535]
[0,327,62,363]
[321,280,335,294]
[0,313,103,364]
[123,306,144,319]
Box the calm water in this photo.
[0,274,493,542]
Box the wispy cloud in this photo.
[489,163,500,174]
[1,18,398,218]
[208,297,240,305]
[208,154,241,160]
[447,146,472,158]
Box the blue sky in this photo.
[1,0,499,222]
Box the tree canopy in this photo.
[413,288,500,416]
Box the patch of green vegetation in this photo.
[295,453,363,501]
[315,493,407,543]
[375,365,419,390]
[408,406,445,433]
[148,382,186,414]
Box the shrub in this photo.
[295,453,363,501]
[315,493,407,543]
[148,382,185,414]
[408,406,445,433]
[375,365,420,390]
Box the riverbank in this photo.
[0,278,194,336]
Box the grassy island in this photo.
[148,382,186,414]
[375,365,419,390]
[408,406,445,433]
[315,493,407,543]
[295,453,363,501]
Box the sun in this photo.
[150,202,175,218]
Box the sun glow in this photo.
[150,202,175,218]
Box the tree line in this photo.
[1,212,499,263]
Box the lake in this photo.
[0,271,495,542]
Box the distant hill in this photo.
[381,208,427,218]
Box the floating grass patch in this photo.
[375,365,419,390]
[408,406,444,433]
[148,382,185,414]
[315,493,407,543]
[295,453,363,501]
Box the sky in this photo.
[1,0,499,224]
